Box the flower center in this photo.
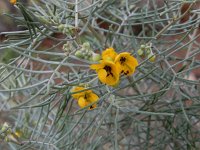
[84,94,89,100]
[104,65,113,77]
[121,70,129,75]
[120,57,126,65]
[89,105,94,109]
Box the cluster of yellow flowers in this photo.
[71,47,138,110]
[71,86,99,110]
[90,47,138,86]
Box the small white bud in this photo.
[75,50,83,58]
[92,53,101,62]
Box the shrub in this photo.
[0,0,200,149]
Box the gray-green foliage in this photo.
[0,0,200,149]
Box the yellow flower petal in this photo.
[122,64,134,76]
[78,94,98,110]
[102,47,118,61]
[128,55,139,67]
[10,0,16,5]
[71,86,91,99]
[88,93,99,102]
[114,52,138,76]
[98,69,108,84]
[78,97,89,108]
[87,93,98,109]
[90,63,104,71]
[106,75,119,85]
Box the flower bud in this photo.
[57,24,74,34]
[85,49,90,53]
[63,43,72,52]
[1,122,11,133]
[75,50,83,58]
[146,49,151,55]
[140,45,146,50]
[57,24,65,32]
[148,54,156,62]
[92,53,101,62]
[88,51,93,57]
[82,42,91,50]
[81,51,86,56]
[84,55,90,60]
[137,49,143,56]
[146,46,151,50]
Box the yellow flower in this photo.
[102,47,118,61]
[90,60,120,86]
[78,92,99,110]
[10,0,17,5]
[114,52,138,76]
[71,86,92,99]
[71,86,99,110]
